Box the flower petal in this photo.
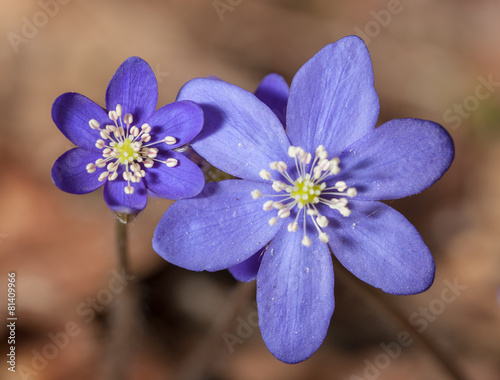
[323,200,435,295]
[51,148,105,194]
[177,78,291,182]
[286,36,379,155]
[336,118,454,200]
[105,57,158,125]
[254,73,289,126]
[144,150,205,199]
[153,180,283,271]
[228,249,264,282]
[257,227,335,364]
[52,93,109,151]
[144,100,203,149]
[103,171,148,214]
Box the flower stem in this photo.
[334,258,468,380]
[105,217,140,380]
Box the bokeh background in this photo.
[1,0,499,379]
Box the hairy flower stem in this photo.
[333,256,467,380]
[175,281,256,380]
[105,217,140,380]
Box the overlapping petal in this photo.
[144,100,203,150]
[324,201,435,295]
[228,249,264,282]
[254,73,289,126]
[105,57,158,125]
[153,180,283,271]
[335,118,454,200]
[52,93,109,151]
[286,36,379,155]
[144,150,205,199]
[257,227,335,363]
[177,78,292,182]
[51,148,105,194]
[103,171,148,214]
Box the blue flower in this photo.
[153,36,454,363]
[51,57,205,215]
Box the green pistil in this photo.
[291,179,322,207]
[115,138,137,164]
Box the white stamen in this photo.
[86,106,178,195]
[259,170,271,180]
[263,200,274,211]
[251,190,262,199]
[164,136,177,145]
[317,215,328,228]
[268,217,278,226]
[165,158,178,167]
[124,113,133,126]
[89,119,100,130]
[98,172,109,181]
[347,188,357,197]
[319,232,329,243]
[288,222,298,232]
[86,163,96,173]
[130,126,139,137]
[302,236,312,247]
[253,145,357,246]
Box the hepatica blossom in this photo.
[153,36,454,363]
[51,57,205,215]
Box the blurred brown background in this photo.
[0,0,499,379]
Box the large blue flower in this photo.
[51,57,205,215]
[153,36,454,363]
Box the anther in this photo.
[251,190,262,199]
[263,201,274,211]
[259,170,271,180]
[124,185,134,195]
[164,136,177,145]
[301,236,312,247]
[86,163,96,173]
[124,113,133,126]
[268,217,278,226]
[288,222,298,232]
[319,232,329,243]
[165,158,178,167]
[98,172,109,181]
[89,119,100,130]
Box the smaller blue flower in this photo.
[51,57,205,215]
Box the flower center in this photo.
[85,104,179,195]
[290,179,322,207]
[251,145,357,247]
[115,138,137,164]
